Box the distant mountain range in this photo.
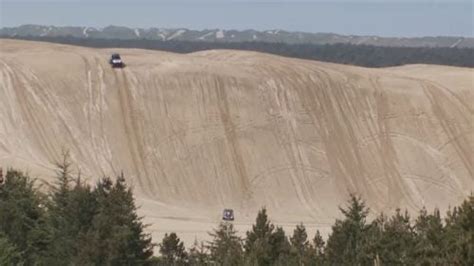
[1,25,473,48]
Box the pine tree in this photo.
[290,223,311,265]
[188,239,209,266]
[47,158,73,259]
[325,194,370,265]
[309,230,325,265]
[458,195,474,264]
[269,227,291,265]
[78,175,154,265]
[444,206,461,263]
[158,232,187,265]
[45,156,98,264]
[0,169,48,264]
[375,209,415,264]
[244,208,275,265]
[0,232,22,265]
[360,213,385,264]
[208,222,243,265]
[444,196,474,265]
[413,207,445,265]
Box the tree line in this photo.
[158,196,473,266]
[4,35,474,68]
[0,160,472,265]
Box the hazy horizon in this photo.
[1,1,473,37]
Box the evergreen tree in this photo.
[308,230,325,265]
[325,194,371,265]
[374,209,415,265]
[78,175,154,265]
[158,232,187,265]
[68,176,99,264]
[413,207,445,265]
[444,206,461,263]
[188,239,209,266]
[444,196,474,265]
[208,223,243,265]
[457,195,474,264]
[0,232,22,265]
[268,227,291,265]
[45,156,98,264]
[359,213,384,264]
[45,155,73,260]
[244,208,275,265]
[290,223,311,265]
[0,169,49,264]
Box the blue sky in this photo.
[1,1,472,37]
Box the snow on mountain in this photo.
[83,27,89,38]
[199,31,214,40]
[216,29,225,39]
[167,29,186,40]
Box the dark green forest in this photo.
[3,35,474,68]
[0,160,473,265]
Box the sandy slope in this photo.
[1,39,473,244]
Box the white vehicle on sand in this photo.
[109,53,125,68]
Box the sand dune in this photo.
[0,39,472,243]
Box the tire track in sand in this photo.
[113,68,155,196]
[422,81,473,179]
[214,76,251,207]
[1,60,59,162]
